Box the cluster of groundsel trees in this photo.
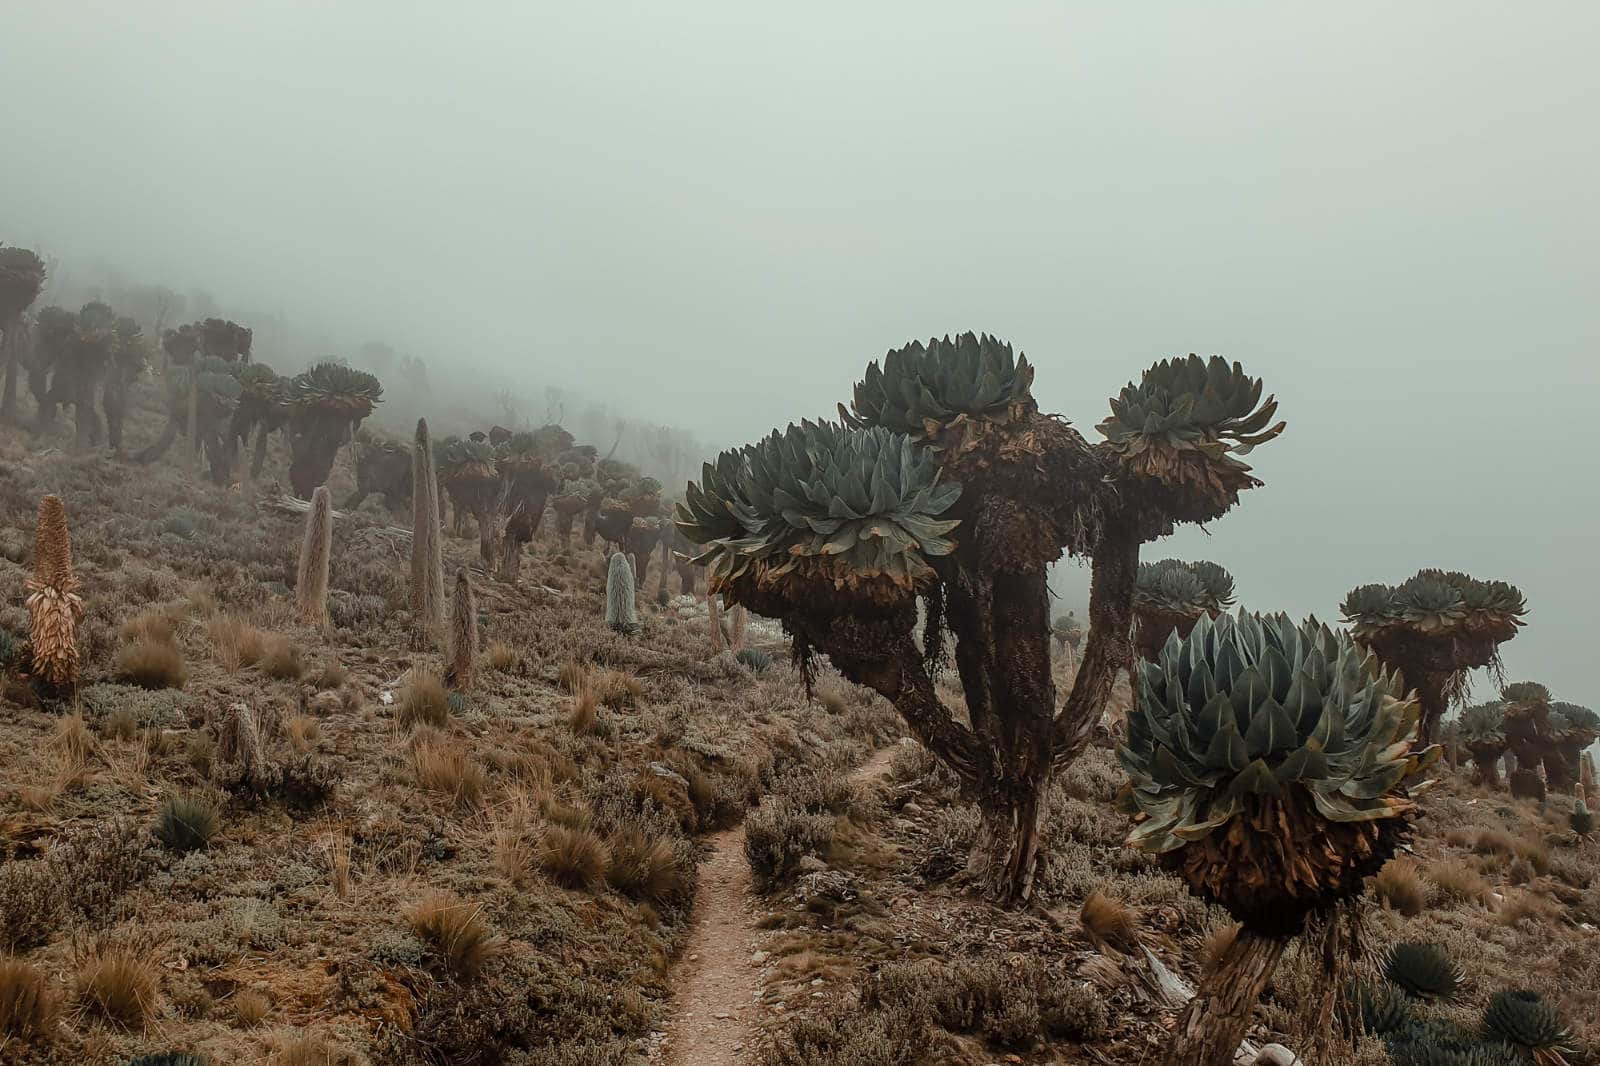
[674,335,1513,1062]
[677,337,1289,905]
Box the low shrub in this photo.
[744,799,833,891]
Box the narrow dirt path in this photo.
[654,743,902,1066]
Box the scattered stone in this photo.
[750,950,769,964]
[1252,1045,1301,1066]
[647,762,690,788]
[797,855,829,874]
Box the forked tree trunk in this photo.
[1166,927,1289,1066]
[967,776,1047,903]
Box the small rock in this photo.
[714,1012,730,1020]
[648,762,690,788]
[810,978,824,986]
[688,954,699,962]
[750,951,769,964]
[1252,1045,1301,1066]
[902,802,923,815]
[797,855,829,874]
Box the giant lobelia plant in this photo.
[1342,569,1526,748]
[676,335,1285,902]
[1121,610,1438,1064]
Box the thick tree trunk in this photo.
[187,367,200,473]
[1412,669,1448,749]
[135,417,181,464]
[251,425,272,478]
[967,777,1046,904]
[104,382,127,454]
[1165,928,1288,1066]
[1054,531,1139,766]
[1545,750,1578,794]
[1470,751,1503,789]
[0,315,22,423]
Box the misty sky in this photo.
[3,4,1596,708]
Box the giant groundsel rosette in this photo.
[1121,610,1437,933]
[676,420,960,604]
[1098,354,1285,513]
[840,332,1035,447]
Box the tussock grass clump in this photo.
[537,825,612,891]
[119,609,177,647]
[208,614,265,672]
[313,661,348,689]
[411,734,485,808]
[1373,856,1428,916]
[284,714,320,753]
[272,1031,358,1065]
[1427,857,1494,906]
[71,934,160,1027]
[594,668,642,709]
[232,988,271,1028]
[569,682,599,735]
[52,712,97,766]
[116,637,189,689]
[866,956,1104,1049]
[155,791,220,853]
[606,827,685,902]
[398,672,450,729]
[1078,890,1139,951]
[260,635,304,680]
[486,640,519,672]
[404,890,496,980]
[0,956,59,1046]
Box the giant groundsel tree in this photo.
[287,362,383,497]
[677,336,1285,902]
[1132,558,1235,661]
[1342,570,1526,748]
[0,245,47,422]
[1121,611,1436,1064]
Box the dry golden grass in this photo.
[260,635,304,680]
[815,686,849,715]
[486,640,519,671]
[104,707,138,743]
[234,988,272,1028]
[285,714,321,754]
[594,668,642,709]
[272,1031,357,1065]
[1199,921,1241,976]
[412,735,485,808]
[322,833,353,900]
[1373,856,1428,916]
[1497,889,1561,928]
[537,824,611,890]
[489,792,541,886]
[70,936,159,1028]
[557,658,586,693]
[568,683,599,735]
[209,613,266,672]
[313,661,349,689]
[51,713,96,768]
[119,609,177,646]
[398,672,450,729]
[1079,891,1139,952]
[607,827,684,902]
[0,956,59,1046]
[405,890,496,980]
[115,637,189,689]
[1427,857,1494,906]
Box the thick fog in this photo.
[3,4,1596,707]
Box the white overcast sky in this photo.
[3,3,1596,707]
